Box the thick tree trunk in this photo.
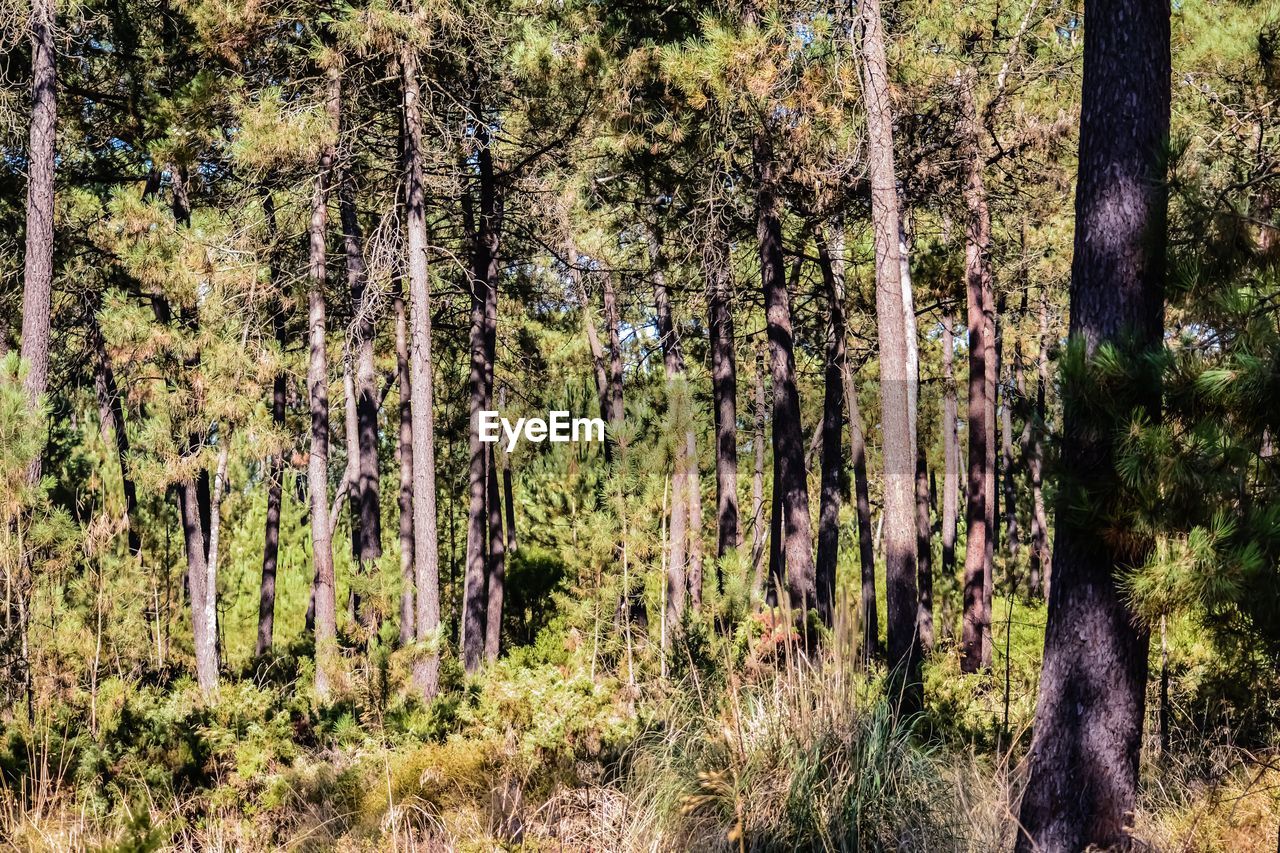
[395,289,416,646]
[309,63,341,700]
[959,70,995,674]
[461,119,500,674]
[706,228,740,566]
[814,230,846,627]
[861,0,920,700]
[755,137,816,613]
[844,361,879,660]
[20,0,56,466]
[402,46,442,700]
[649,227,689,634]
[180,475,216,691]
[1015,0,1168,844]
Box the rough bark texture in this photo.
[706,227,740,566]
[402,47,442,699]
[461,119,500,674]
[1015,0,1169,845]
[959,70,995,674]
[815,230,846,627]
[861,0,920,701]
[755,137,816,612]
[750,342,768,590]
[1028,290,1052,596]
[20,0,56,455]
[915,449,934,652]
[308,64,341,699]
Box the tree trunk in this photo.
[90,317,141,558]
[461,117,500,674]
[402,46,442,700]
[256,221,288,656]
[861,0,920,701]
[844,361,879,660]
[706,227,740,567]
[338,170,383,572]
[649,227,689,634]
[395,288,416,646]
[959,70,995,674]
[309,63,341,700]
[485,445,505,661]
[1028,289,1052,596]
[941,308,959,607]
[750,340,768,591]
[20,0,56,476]
[602,270,625,430]
[1015,0,1168,844]
[755,137,816,613]
[915,448,934,653]
[815,229,846,627]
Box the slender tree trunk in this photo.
[649,227,689,634]
[1016,0,1168,843]
[256,237,288,656]
[706,226,740,567]
[574,247,612,435]
[485,445,505,661]
[941,309,959,604]
[959,70,994,674]
[500,386,517,555]
[90,317,141,557]
[602,270,625,430]
[915,448,934,652]
[686,433,703,609]
[180,474,215,691]
[1028,289,1052,596]
[750,341,768,591]
[861,0,920,701]
[755,138,816,613]
[20,0,56,469]
[395,288,416,646]
[815,230,846,627]
[461,118,500,674]
[339,171,383,575]
[402,46,442,700]
[845,361,879,660]
[309,63,341,699]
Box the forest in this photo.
[2,0,1279,848]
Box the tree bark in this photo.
[706,226,740,567]
[395,288,416,646]
[485,445,505,661]
[461,117,500,674]
[750,340,768,591]
[815,229,846,627]
[256,201,288,656]
[755,137,816,613]
[844,361,879,661]
[941,308,959,607]
[861,0,920,700]
[1027,289,1052,596]
[402,46,442,700]
[20,0,56,475]
[602,270,625,430]
[959,70,995,674]
[1015,0,1168,844]
[90,316,141,558]
[338,170,383,571]
[309,62,341,700]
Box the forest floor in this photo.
[1,592,1277,851]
